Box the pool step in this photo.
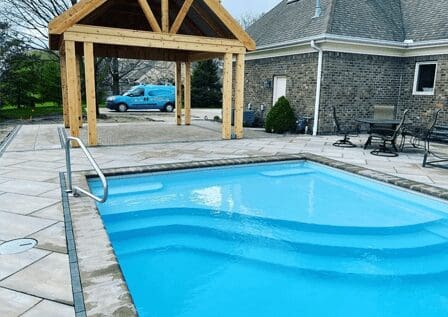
[104,209,448,255]
[103,208,440,235]
[92,182,164,197]
[113,229,448,278]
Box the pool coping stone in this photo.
[65,153,448,316]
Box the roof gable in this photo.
[247,0,448,49]
[49,0,255,50]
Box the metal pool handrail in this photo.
[65,136,108,203]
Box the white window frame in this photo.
[413,61,438,96]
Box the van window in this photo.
[124,87,144,97]
[149,90,168,96]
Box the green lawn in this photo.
[0,103,62,120]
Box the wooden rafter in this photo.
[161,0,169,32]
[49,0,107,34]
[170,0,194,34]
[137,0,162,33]
[203,0,256,50]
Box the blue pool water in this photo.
[90,161,448,317]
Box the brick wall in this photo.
[397,55,448,126]
[243,53,318,126]
[319,52,403,133]
[243,51,448,133]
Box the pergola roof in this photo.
[49,0,251,147]
[49,0,255,58]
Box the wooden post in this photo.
[84,42,98,146]
[234,53,245,139]
[75,55,83,128]
[184,62,191,125]
[222,53,233,140]
[175,61,183,125]
[65,40,80,146]
[59,50,70,128]
[161,0,169,32]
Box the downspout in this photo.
[311,40,323,136]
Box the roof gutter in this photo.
[310,40,323,136]
[251,33,448,53]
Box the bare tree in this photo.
[238,12,263,30]
[0,0,167,106]
[0,0,77,51]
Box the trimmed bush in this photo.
[265,97,296,134]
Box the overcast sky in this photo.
[221,0,280,19]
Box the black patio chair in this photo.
[371,109,409,157]
[400,109,441,151]
[422,110,448,168]
[332,106,358,148]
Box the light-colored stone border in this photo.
[67,153,448,316]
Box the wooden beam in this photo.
[49,0,107,34]
[234,53,245,139]
[170,0,194,34]
[93,44,189,61]
[202,0,256,50]
[83,42,98,146]
[75,56,83,128]
[162,0,169,32]
[64,25,246,54]
[184,62,191,125]
[59,50,70,128]
[137,0,162,33]
[188,52,223,62]
[175,62,183,125]
[65,40,80,146]
[222,53,233,140]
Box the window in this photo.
[123,87,145,97]
[413,62,437,95]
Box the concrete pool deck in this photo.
[1,120,448,316]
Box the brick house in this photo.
[244,0,448,134]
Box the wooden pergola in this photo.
[48,0,255,146]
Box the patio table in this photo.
[356,118,411,149]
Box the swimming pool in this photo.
[89,161,448,317]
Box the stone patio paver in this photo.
[21,299,75,317]
[0,179,59,196]
[0,193,58,215]
[29,222,67,253]
[0,211,56,241]
[1,169,58,182]
[31,203,64,222]
[0,248,50,280]
[0,287,41,317]
[0,252,73,305]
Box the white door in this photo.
[273,76,287,105]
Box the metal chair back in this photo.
[332,106,341,133]
[391,109,409,142]
[423,109,442,139]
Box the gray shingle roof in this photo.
[401,0,448,42]
[247,0,448,48]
